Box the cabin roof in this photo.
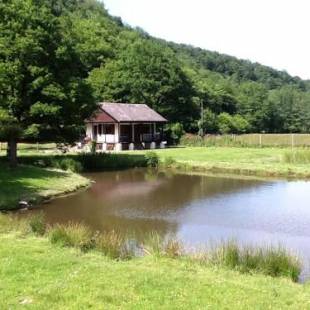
[88,102,167,123]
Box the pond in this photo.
[31,168,310,280]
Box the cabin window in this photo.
[105,124,115,135]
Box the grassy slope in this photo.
[0,233,310,309]
[134,147,310,178]
[0,163,89,210]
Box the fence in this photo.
[180,134,310,148]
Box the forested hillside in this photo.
[1,0,310,141]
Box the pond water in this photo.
[31,169,310,280]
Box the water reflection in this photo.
[32,169,265,237]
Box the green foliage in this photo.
[165,123,185,144]
[145,151,159,168]
[0,0,96,164]
[218,113,250,134]
[88,38,198,130]
[1,0,310,161]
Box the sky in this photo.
[103,0,310,80]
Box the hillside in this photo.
[2,0,310,137]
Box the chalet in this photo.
[86,102,168,151]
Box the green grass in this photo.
[129,147,310,178]
[0,232,309,309]
[283,150,310,164]
[0,163,89,210]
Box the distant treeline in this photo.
[1,0,310,149]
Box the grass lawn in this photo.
[0,163,89,210]
[133,147,310,178]
[0,233,309,309]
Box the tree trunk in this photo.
[8,139,17,168]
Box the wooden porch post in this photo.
[132,123,135,143]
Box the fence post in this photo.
[259,134,262,147]
[291,134,294,148]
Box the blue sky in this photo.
[103,0,310,79]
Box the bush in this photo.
[165,122,184,145]
[29,212,46,236]
[217,113,250,134]
[49,223,94,252]
[145,152,159,168]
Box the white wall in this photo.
[87,123,119,143]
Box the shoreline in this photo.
[0,164,91,212]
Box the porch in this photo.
[88,122,166,151]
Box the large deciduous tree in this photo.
[88,36,198,131]
[0,0,96,166]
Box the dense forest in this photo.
[1,0,310,158]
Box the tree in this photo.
[0,0,96,166]
[88,37,198,131]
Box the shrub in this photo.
[165,122,184,145]
[49,223,94,252]
[29,212,46,236]
[145,152,159,168]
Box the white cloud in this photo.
[103,0,310,79]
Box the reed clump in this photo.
[94,230,134,259]
[199,241,301,282]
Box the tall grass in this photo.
[200,241,301,282]
[0,215,302,282]
[49,223,94,252]
[283,150,310,164]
